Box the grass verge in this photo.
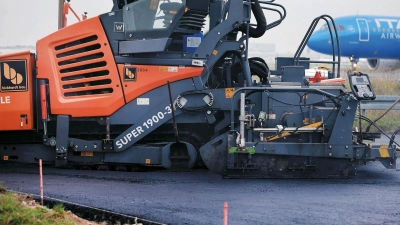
[0,184,99,225]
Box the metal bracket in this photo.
[55,115,69,167]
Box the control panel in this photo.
[348,73,376,100]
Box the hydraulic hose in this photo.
[239,0,267,38]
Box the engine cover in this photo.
[367,59,400,71]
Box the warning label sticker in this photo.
[225,88,235,98]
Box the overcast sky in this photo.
[0,0,398,53]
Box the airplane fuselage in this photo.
[308,15,400,59]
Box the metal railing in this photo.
[359,95,400,115]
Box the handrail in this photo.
[62,0,88,28]
[294,15,341,78]
[249,1,286,31]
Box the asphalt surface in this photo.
[1,137,399,225]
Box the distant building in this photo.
[0,46,35,54]
[248,43,275,55]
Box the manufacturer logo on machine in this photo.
[124,67,137,81]
[114,22,124,32]
[0,60,27,92]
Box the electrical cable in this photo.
[365,96,400,132]
[266,92,346,107]
[175,90,214,114]
[358,115,400,147]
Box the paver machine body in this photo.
[0,0,398,178]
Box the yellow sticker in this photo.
[3,156,8,160]
[225,88,235,98]
[159,67,177,72]
[379,145,390,158]
[81,152,94,157]
[212,50,218,55]
[159,67,168,72]
[146,159,151,164]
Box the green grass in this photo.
[359,110,400,133]
[368,76,400,95]
[0,185,75,225]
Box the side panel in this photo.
[117,64,203,103]
[36,17,125,117]
[0,51,34,131]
